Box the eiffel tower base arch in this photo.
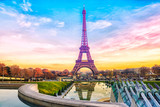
[72,60,98,76]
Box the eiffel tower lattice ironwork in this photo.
[72,6,98,75]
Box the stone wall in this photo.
[18,84,127,107]
[0,83,24,89]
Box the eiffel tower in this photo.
[72,6,98,75]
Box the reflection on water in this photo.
[64,82,111,101]
[0,83,110,106]
[0,89,29,107]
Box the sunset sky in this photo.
[0,0,160,71]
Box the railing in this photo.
[135,81,153,107]
[154,83,160,91]
[148,83,160,104]
[126,80,141,107]
[140,81,160,107]
[120,81,132,107]
[111,80,160,107]
[130,80,149,107]
[112,82,119,102]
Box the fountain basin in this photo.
[18,84,127,107]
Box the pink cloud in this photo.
[94,15,160,53]
[90,15,160,62]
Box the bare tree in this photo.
[109,71,113,79]
[152,65,160,76]
[139,66,150,77]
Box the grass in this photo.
[143,81,160,89]
[132,81,160,89]
[28,81,73,96]
[30,81,105,96]
[74,81,106,83]
[112,80,160,89]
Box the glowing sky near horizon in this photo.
[0,0,160,71]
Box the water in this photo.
[0,82,111,106]
[0,89,29,107]
[64,82,111,101]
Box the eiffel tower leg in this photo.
[87,91,92,100]
[78,52,82,60]
[78,91,83,100]
[86,50,92,60]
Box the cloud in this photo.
[0,7,17,17]
[20,0,32,12]
[47,29,57,36]
[33,23,40,26]
[57,21,64,27]
[91,14,160,62]
[87,20,112,31]
[39,17,52,23]
[11,34,22,39]
[133,3,160,17]
[1,2,52,28]
[93,3,160,49]
[12,1,17,4]
[88,3,160,64]
[32,48,51,53]
[1,1,160,70]
[17,14,32,27]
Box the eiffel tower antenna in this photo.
[81,5,88,47]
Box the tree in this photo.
[139,66,150,77]
[5,66,11,76]
[43,69,54,79]
[109,71,113,79]
[152,65,160,76]
[20,68,33,80]
[19,69,25,78]
[28,68,34,79]
[0,63,8,76]
[34,68,44,78]
[58,90,62,95]
[113,69,120,76]
[10,65,21,78]
[63,69,69,76]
